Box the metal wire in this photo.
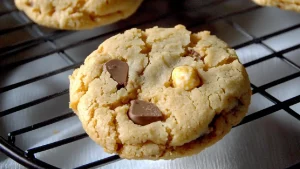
[0,0,299,168]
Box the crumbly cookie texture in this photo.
[69,25,252,159]
[253,0,300,12]
[14,0,143,30]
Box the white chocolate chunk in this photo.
[171,66,201,90]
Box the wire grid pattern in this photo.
[0,0,299,168]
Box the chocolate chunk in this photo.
[128,100,163,126]
[104,59,129,88]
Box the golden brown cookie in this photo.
[15,0,143,30]
[253,0,300,12]
[69,25,252,159]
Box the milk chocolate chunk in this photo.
[105,59,129,87]
[128,100,163,126]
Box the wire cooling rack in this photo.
[0,0,300,168]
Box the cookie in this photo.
[253,0,300,12]
[14,0,143,30]
[69,25,252,159]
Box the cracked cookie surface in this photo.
[15,0,143,30]
[253,0,300,12]
[69,25,252,159]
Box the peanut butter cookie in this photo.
[69,25,252,159]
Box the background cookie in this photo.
[69,25,252,159]
[15,0,143,30]
[253,0,300,12]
